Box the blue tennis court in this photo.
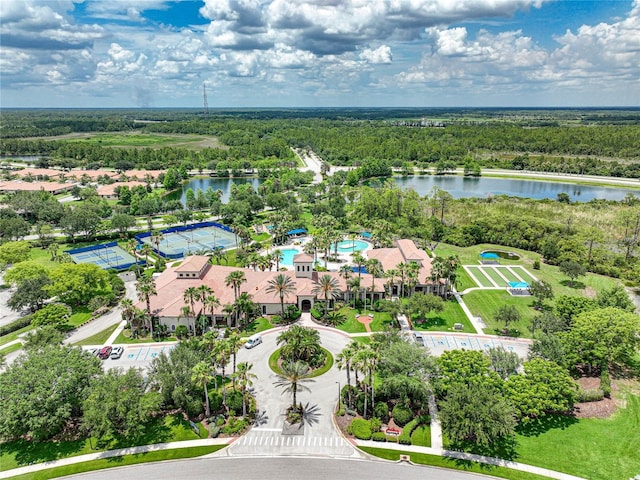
[136,221,237,259]
[66,242,141,270]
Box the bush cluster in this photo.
[398,418,419,445]
[391,404,413,426]
[576,388,605,403]
[0,314,32,336]
[348,418,372,440]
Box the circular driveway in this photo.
[64,456,498,480]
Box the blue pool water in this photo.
[279,248,301,266]
[333,240,369,252]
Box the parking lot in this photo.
[83,343,176,371]
[412,332,531,359]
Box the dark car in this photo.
[98,346,112,360]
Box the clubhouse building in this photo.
[141,239,447,333]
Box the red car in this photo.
[98,346,112,360]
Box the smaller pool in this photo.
[333,240,369,252]
[279,248,302,266]
[481,250,520,260]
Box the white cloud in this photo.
[360,45,392,64]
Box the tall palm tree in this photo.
[225,270,247,326]
[312,274,340,321]
[135,275,157,337]
[227,330,245,386]
[366,258,383,307]
[406,262,421,296]
[183,286,199,332]
[339,264,352,303]
[120,298,139,336]
[203,294,220,326]
[337,342,360,408]
[272,249,283,271]
[140,243,153,268]
[352,252,366,280]
[235,292,257,329]
[195,285,213,318]
[355,346,378,418]
[384,268,398,297]
[127,239,141,277]
[396,262,408,297]
[179,305,194,336]
[212,339,231,407]
[347,277,361,309]
[273,360,315,414]
[266,273,296,318]
[232,362,257,418]
[191,361,213,417]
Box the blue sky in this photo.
[1,0,638,108]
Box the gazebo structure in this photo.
[479,252,500,265]
[508,281,530,296]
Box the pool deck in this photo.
[264,237,373,271]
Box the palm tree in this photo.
[136,275,157,337]
[140,243,153,268]
[272,249,283,271]
[235,292,257,329]
[406,262,421,296]
[183,286,199,333]
[195,285,213,318]
[191,361,213,417]
[127,239,141,277]
[325,310,347,327]
[203,294,220,326]
[266,273,296,318]
[347,277,361,309]
[179,305,193,336]
[273,360,315,415]
[227,330,245,386]
[352,252,366,280]
[232,362,257,417]
[225,270,247,326]
[212,339,231,407]
[337,341,362,408]
[120,298,138,335]
[396,262,408,297]
[384,268,398,297]
[277,325,321,365]
[366,258,383,308]
[312,274,340,321]
[355,347,376,418]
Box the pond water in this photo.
[392,175,639,202]
[170,174,639,205]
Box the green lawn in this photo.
[455,268,477,291]
[0,325,33,347]
[514,391,640,480]
[462,290,535,336]
[0,342,23,355]
[8,445,225,480]
[466,267,494,287]
[497,267,520,283]
[268,347,334,378]
[0,413,208,472]
[483,267,509,287]
[114,330,178,344]
[65,307,92,329]
[335,307,392,333]
[73,324,119,346]
[411,298,476,334]
[360,447,549,480]
[410,425,431,447]
[512,266,536,284]
[245,317,275,334]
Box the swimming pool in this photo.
[279,248,302,266]
[332,240,369,252]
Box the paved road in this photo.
[223,325,355,458]
[63,456,496,480]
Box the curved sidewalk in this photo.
[353,440,586,480]
[0,438,233,479]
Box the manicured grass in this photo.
[73,324,119,346]
[8,445,225,480]
[497,267,520,283]
[514,391,640,480]
[466,267,494,287]
[0,342,23,355]
[483,266,509,287]
[245,317,275,334]
[410,425,431,447]
[351,336,371,344]
[412,298,476,334]
[360,447,549,480]
[268,347,334,378]
[462,290,535,337]
[0,413,208,472]
[513,267,536,284]
[455,268,477,291]
[66,307,92,328]
[114,330,178,344]
[335,307,391,334]
[0,324,34,347]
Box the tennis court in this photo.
[136,221,237,259]
[66,242,141,271]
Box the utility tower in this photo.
[202,82,209,118]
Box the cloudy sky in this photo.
[1,0,639,108]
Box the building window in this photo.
[171,324,176,331]
[262,305,266,315]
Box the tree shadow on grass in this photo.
[559,280,586,290]
[515,414,578,437]
[110,415,173,450]
[447,434,519,463]
[3,438,86,467]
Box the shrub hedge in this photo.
[392,404,413,427]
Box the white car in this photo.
[244,334,262,349]
[110,346,124,359]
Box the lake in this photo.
[170,175,639,205]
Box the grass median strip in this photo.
[8,445,225,480]
[359,447,549,480]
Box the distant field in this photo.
[38,132,225,150]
